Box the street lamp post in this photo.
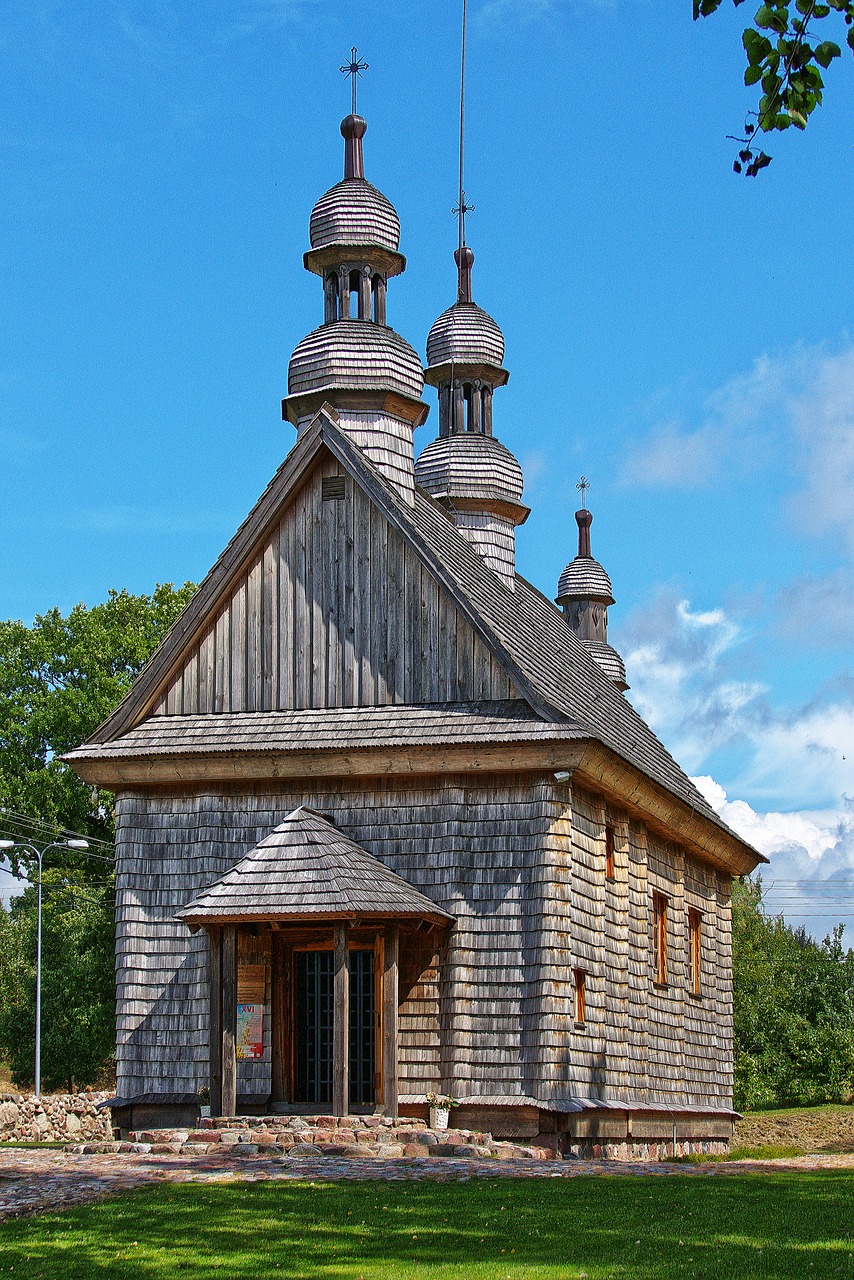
[0,837,89,1095]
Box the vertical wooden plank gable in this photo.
[151,457,523,716]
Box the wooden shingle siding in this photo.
[112,773,733,1111]
[154,456,517,716]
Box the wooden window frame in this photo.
[688,908,702,997]
[653,891,669,987]
[604,824,616,881]
[573,968,587,1026]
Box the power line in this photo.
[0,810,115,862]
[0,806,114,848]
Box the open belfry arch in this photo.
[66,72,764,1156]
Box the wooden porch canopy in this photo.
[176,807,453,1118]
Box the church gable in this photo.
[153,450,519,717]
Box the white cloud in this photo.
[776,569,854,646]
[476,0,558,21]
[693,777,854,941]
[618,419,722,488]
[619,339,854,507]
[621,590,854,808]
[788,345,854,555]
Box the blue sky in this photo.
[2,0,853,934]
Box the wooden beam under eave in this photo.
[573,743,764,877]
[66,741,589,787]
[208,928,223,1116]
[270,932,289,1110]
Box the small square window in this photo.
[322,475,346,502]
[573,968,587,1025]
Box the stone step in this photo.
[76,1114,559,1161]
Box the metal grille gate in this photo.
[295,950,375,1107]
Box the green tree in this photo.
[0,583,195,1089]
[0,878,114,1091]
[0,583,195,844]
[732,877,854,1109]
[696,0,854,173]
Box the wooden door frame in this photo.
[269,926,398,1117]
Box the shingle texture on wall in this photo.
[178,805,453,924]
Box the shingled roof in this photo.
[70,408,762,869]
[66,700,588,760]
[177,806,454,927]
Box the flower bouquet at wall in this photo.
[426,1092,460,1131]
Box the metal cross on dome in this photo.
[576,476,590,508]
[340,47,369,116]
[452,190,475,248]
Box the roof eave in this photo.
[176,908,454,928]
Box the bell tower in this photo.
[556,483,629,691]
[282,55,428,504]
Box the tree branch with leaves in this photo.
[695,0,854,173]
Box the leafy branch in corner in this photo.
[694,0,854,173]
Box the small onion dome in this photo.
[415,433,529,524]
[286,319,424,403]
[309,179,401,254]
[424,303,509,388]
[584,641,629,692]
[556,555,615,606]
[304,116,406,279]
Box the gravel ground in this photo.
[0,1147,853,1222]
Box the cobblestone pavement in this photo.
[0,1148,852,1223]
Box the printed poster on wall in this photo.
[236,1002,264,1059]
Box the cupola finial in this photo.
[575,477,592,557]
[340,46,368,117]
[556,491,629,691]
[339,48,369,179]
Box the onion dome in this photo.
[310,179,400,254]
[288,320,424,403]
[303,115,405,280]
[415,433,527,521]
[557,555,615,605]
[416,244,526,586]
[556,504,628,692]
[424,248,508,390]
[426,303,505,371]
[283,111,428,437]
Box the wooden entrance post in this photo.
[382,926,399,1120]
[332,923,350,1117]
[270,930,288,1109]
[221,925,237,1117]
[208,928,223,1115]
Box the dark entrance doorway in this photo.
[294,949,375,1107]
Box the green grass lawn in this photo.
[1,1173,853,1280]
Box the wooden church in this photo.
[66,101,764,1156]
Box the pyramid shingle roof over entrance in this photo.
[176,807,454,927]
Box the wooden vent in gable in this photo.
[322,475,346,502]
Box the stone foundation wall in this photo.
[0,1092,113,1143]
